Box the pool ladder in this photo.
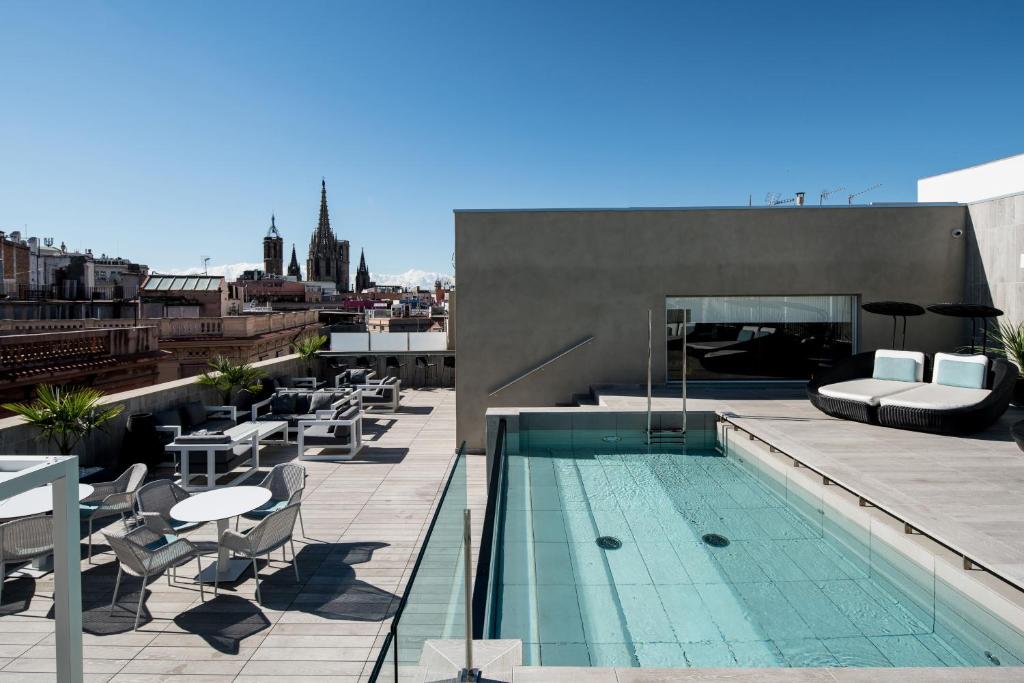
[645,308,687,447]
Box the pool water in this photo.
[491,435,1024,668]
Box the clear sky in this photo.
[2,1,1023,282]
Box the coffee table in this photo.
[0,483,94,577]
[169,486,272,583]
[167,420,287,491]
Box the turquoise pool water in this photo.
[490,430,1024,668]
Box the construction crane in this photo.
[819,186,845,206]
[848,183,882,205]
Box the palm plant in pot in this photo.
[292,333,328,379]
[2,384,124,455]
[196,355,266,403]
[988,320,1024,405]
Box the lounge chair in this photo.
[335,370,400,412]
[808,350,1014,434]
[297,403,363,461]
[252,389,360,441]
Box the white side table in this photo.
[169,486,271,583]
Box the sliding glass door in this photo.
[666,295,856,381]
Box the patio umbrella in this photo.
[926,303,1004,354]
[861,301,926,350]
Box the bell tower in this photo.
[263,214,284,276]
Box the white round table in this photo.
[170,486,271,583]
[0,484,94,519]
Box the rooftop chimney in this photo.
[795,192,806,206]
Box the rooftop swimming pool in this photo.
[483,416,1024,668]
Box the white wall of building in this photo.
[918,152,1024,203]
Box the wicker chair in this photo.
[80,463,148,563]
[219,504,301,603]
[105,526,207,630]
[0,515,53,603]
[239,463,306,537]
[135,480,203,536]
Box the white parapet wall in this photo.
[918,152,1024,203]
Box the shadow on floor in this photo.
[256,542,399,622]
[396,405,435,415]
[174,594,272,654]
[0,574,39,616]
[354,447,409,464]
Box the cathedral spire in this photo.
[287,243,302,280]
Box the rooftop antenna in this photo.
[765,192,795,207]
[819,186,845,206]
[848,183,882,205]
[201,256,211,275]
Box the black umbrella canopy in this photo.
[926,303,1004,354]
[861,301,926,317]
[861,301,927,349]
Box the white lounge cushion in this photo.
[933,352,988,389]
[819,378,925,406]
[878,383,991,410]
[873,349,926,382]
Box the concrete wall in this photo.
[965,191,1024,323]
[919,153,1024,204]
[455,205,968,451]
[0,353,307,467]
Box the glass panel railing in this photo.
[368,443,468,683]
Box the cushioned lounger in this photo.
[818,378,924,406]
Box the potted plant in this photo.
[988,320,1024,405]
[291,333,328,379]
[2,384,124,455]
[196,356,266,403]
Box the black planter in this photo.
[1014,378,1024,407]
[121,412,162,470]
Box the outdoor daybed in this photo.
[807,350,1014,434]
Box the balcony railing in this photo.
[0,311,320,340]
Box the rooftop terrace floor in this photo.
[0,387,484,683]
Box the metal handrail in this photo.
[488,336,594,397]
[366,441,467,683]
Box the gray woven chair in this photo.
[135,479,203,536]
[219,504,301,603]
[80,463,148,563]
[0,515,53,603]
[239,463,306,537]
[105,526,207,630]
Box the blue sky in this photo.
[2,1,1023,282]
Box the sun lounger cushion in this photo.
[878,383,991,410]
[818,378,923,406]
[270,393,297,414]
[872,350,925,383]
[933,353,988,389]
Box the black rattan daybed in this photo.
[807,351,1014,435]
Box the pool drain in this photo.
[702,533,730,548]
[596,536,622,550]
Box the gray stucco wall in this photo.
[965,191,1024,323]
[455,205,968,451]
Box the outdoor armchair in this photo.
[0,515,53,603]
[80,462,148,563]
[105,526,207,630]
[240,463,307,537]
[135,479,203,535]
[219,503,301,603]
